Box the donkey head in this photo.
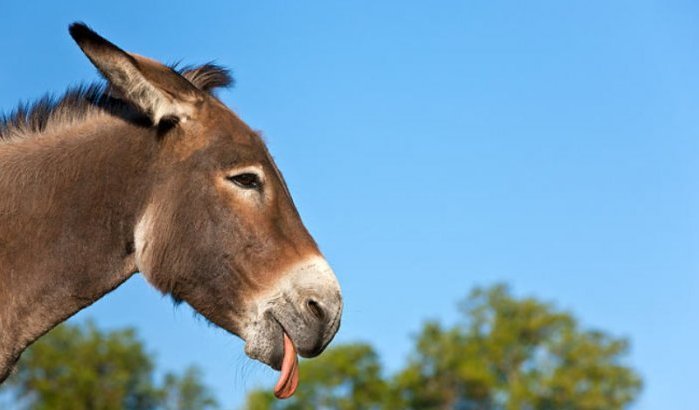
[69,23,342,398]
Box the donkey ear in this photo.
[68,22,201,125]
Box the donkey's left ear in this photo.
[69,22,202,125]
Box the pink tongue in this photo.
[273,333,299,399]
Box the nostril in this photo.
[306,299,325,321]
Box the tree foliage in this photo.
[245,284,642,410]
[161,366,219,410]
[392,284,642,410]
[3,320,218,410]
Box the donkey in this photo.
[0,23,342,399]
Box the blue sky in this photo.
[1,1,697,409]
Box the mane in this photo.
[0,63,233,140]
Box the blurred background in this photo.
[0,1,697,409]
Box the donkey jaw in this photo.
[241,255,342,369]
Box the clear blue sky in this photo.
[1,1,697,409]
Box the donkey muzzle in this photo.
[243,255,343,366]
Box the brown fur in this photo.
[0,23,341,382]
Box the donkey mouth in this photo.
[274,332,299,399]
[242,313,301,399]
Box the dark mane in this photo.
[0,63,233,140]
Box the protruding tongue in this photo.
[274,332,299,399]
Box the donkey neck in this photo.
[0,115,158,380]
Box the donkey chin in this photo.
[240,256,343,398]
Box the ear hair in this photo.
[180,63,234,93]
[69,22,201,125]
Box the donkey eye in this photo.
[227,173,262,189]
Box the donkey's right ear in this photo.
[69,22,201,125]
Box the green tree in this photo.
[161,366,218,410]
[6,320,160,410]
[245,343,388,410]
[245,284,642,410]
[3,320,219,410]
[392,284,642,410]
